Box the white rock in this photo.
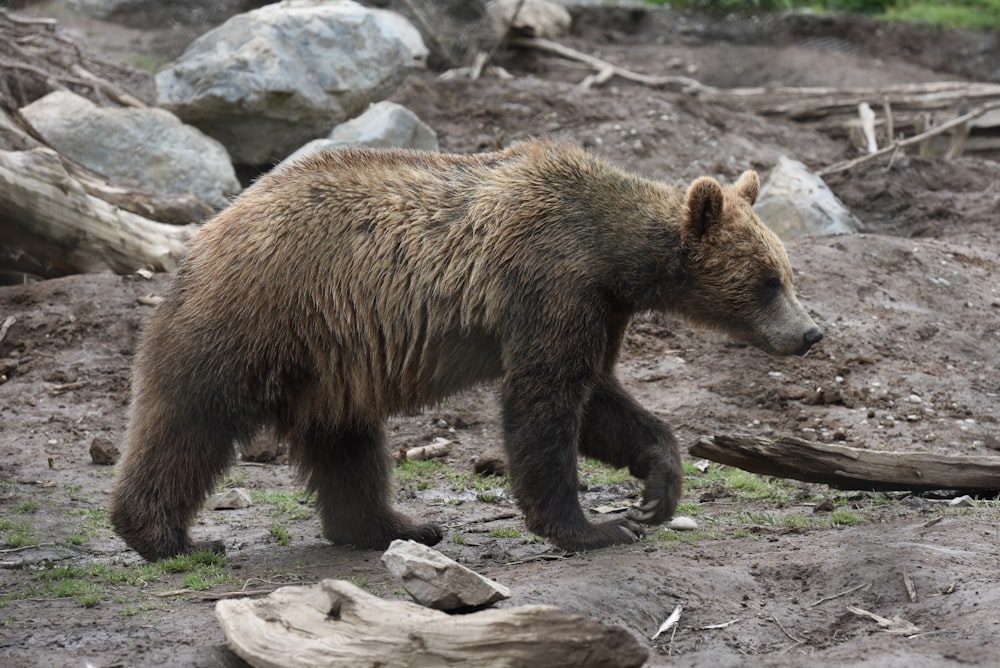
[755,156,861,240]
[949,495,974,508]
[382,539,510,610]
[907,394,923,403]
[281,101,438,167]
[486,0,571,38]
[21,91,239,209]
[667,516,698,531]
[205,488,253,510]
[157,0,420,164]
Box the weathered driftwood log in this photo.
[690,434,1000,493]
[216,579,648,668]
[0,148,195,277]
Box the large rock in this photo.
[156,0,423,165]
[282,101,438,166]
[21,91,239,210]
[382,539,511,611]
[754,156,861,240]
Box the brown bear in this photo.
[110,139,822,562]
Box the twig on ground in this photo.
[810,581,871,607]
[770,613,806,645]
[508,37,715,94]
[903,571,918,602]
[0,542,55,554]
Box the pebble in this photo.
[907,394,922,403]
[949,495,974,508]
[205,488,253,510]
[668,516,698,531]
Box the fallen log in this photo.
[216,579,648,668]
[0,147,195,277]
[689,434,1000,493]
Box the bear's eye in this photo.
[759,275,783,305]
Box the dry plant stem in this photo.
[810,582,870,607]
[509,36,715,93]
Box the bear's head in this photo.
[677,170,822,356]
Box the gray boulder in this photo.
[282,101,438,166]
[21,91,239,210]
[382,539,511,611]
[754,156,861,240]
[156,0,422,165]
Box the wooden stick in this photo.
[689,433,1000,493]
[817,100,1000,175]
[508,37,715,94]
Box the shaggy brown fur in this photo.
[110,139,821,561]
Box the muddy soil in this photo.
[1,4,999,667]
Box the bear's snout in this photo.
[801,326,823,354]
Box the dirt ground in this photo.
[2,4,999,667]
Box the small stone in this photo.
[205,488,253,510]
[89,437,120,465]
[382,539,510,611]
[948,495,974,508]
[667,516,698,531]
[812,499,835,513]
[907,394,923,403]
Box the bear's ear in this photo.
[734,170,760,205]
[685,176,724,238]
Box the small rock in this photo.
[907,394,923,404]
[89,437,120,465]
[948,495,974,508]
[812,499,835,513]
[205,488,253,510]
[667,516,698,531]
[382,539,510,611]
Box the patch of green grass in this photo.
[451,534,467,545]
[396,459,447,488]
[270,523,291,546]
[675,501,702,516]
[253,489,314,520]
[14,501,38,513]
[488,527,522,539]
[654,528,722,542]
[829,509,863,526]
[0,518,38,548]
[579,458,632,486]
[884,2,1000,30]
[119,607,138,617]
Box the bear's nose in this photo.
[803,327,823,352]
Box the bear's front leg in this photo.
[501,367,645,552]
[579,374,683,526]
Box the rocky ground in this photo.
[1,4,998,667]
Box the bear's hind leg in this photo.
[291,421,443,550]
[579,375,683,526]
[111,401,242,562]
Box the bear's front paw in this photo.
[548,517,645,551]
